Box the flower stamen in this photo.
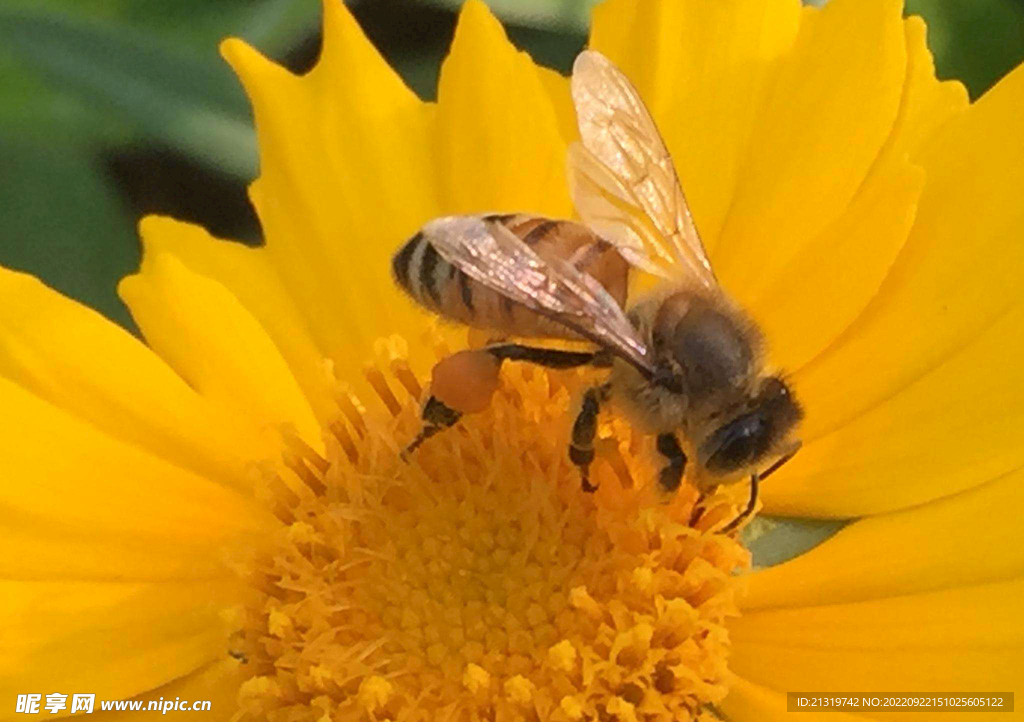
[235,335,751,721]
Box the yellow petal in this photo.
[221,0,438,386]
[728,579,1024,712]
[794,62,1024,442]
[138,216,336,424]
[90,659,245,721]
[890,16,970,161]
[0,579,242,707]
[0,266,262,490]
[119,252,321,449]
[435,0,571,217]
[759,16,963,375]
[751,17,965,371]
[766,297,1024,517]
[751,158,923,372]
[721,677,872,722]
[591,0,801,249]
[0,376,270,580]
[535,65,575,143]
[714,0,905,288]
[742,466,1024,611]
[772,61,1024,516]
[0,524,232,583]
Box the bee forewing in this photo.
[567,143,674,279]
[422,215,654,374]
[570,50,717,288]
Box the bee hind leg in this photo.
[569,384,611,492]
[402,396,462,458]
[485,343,598,368]
[406,345,599,458]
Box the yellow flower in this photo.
[2,0,1023,719]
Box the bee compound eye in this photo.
[702,413,768,474]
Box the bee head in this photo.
[698,376,802,476]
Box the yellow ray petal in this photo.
[119,252,321,450]
[765,298,1024,517]
[794,61,1024,444]
[0,377,271,578]
[751,158,923,372]
[742,466,1024,611]
[220,42,350,358]
[0,266,264,491]
[751,17,965,372]
[591,0,801,249]
[535,65,575,143]
[890,16,970,161]
[435,0,571,217]
[713,0,905,289]
[770,61,1024,516]
[721,677,872,722]
[0,579,242,710]
[728,579,1024,720]
[138,216,336,424]
[0,524,235,583]
[89,659,245,721]
[220,0,437,383]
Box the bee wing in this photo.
[569,50,716,288]
[422,215,654,374]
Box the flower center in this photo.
[234,337,750,722]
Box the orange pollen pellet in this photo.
[430,349,502,414]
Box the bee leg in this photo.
[655,432,687,493]
[569,385,610,493]
[689,494,709,526]
[407,346,598,457]
[402,396,462,458]
[721,473,759,534]
[715,442,801,532]
[485,343,598,369]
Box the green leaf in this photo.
[907,0,1024,98]
[0,135,139,328]
[0,6,257,178]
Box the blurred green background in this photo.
[1,0,1023,329]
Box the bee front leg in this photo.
[569,384,610,492]
[710,441,803,532]
[720,473,759,534]
[655,433,687,493]
[716,440,803,529]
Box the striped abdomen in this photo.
[392,213,629,340]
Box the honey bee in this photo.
[393,50,802,529]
